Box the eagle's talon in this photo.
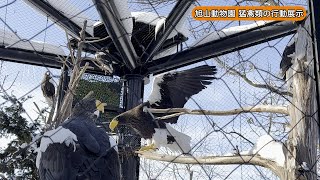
[139,144,156,152]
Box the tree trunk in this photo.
[284,18,319,180]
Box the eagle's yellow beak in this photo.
[109,119,119,132]
[96,100,107,113]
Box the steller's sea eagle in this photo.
[280,37,296,80]
[109,65,217,154]
[37,96,120,180]
[41,71,55,106]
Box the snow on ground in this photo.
[36,126,78,168]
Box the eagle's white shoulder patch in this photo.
[36,126,78,169]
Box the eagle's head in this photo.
[109,102,150,132]
[109,114,124,132]
[44,71,52,81]
[72,98,106,117]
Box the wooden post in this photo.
[284,17,319,180]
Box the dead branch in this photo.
[48,20,115,128]
[46,100,55,126]
[137,152,283,177]
[51,21,89,129]
[85,57,113,74]
[53,62,89,128]
[46,62,67,128]
[33,102,47,122]
[148,105,288,120]
[215,57,293,97]
[84,36,110,43]
[66,32,76,65]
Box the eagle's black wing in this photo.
[41,80,55,98]
[39,116,120,180]
[148,65,217,123]
[280,39,295,80]
[46,81,55,97]
[39,143,79,180]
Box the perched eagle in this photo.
[280,37,296,80]
[37,97,120,180]
[109,65,217,154]
[41,71,55,106]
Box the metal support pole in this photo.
[119,74,144,180]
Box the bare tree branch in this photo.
[148,105,289,120]
[52,21,89,128]
[53,62,89,128]
[84,36,110,43]
[66,32,76,65]
[137,152,283,177]
[84,57,113,74]
[215,57,293,97]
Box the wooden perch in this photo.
[137,152,283,177]
[147,105,288,120]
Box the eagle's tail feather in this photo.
[153,124,191,154]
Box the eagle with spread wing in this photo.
[109,65,217,154]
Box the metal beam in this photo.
[0,47,62,68]
[24,0,91,39]
[146,21,299,75]
[141,0,195,62]
[92,0,137,70]
[0,47,109,75]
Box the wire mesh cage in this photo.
[0,0,319,179]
